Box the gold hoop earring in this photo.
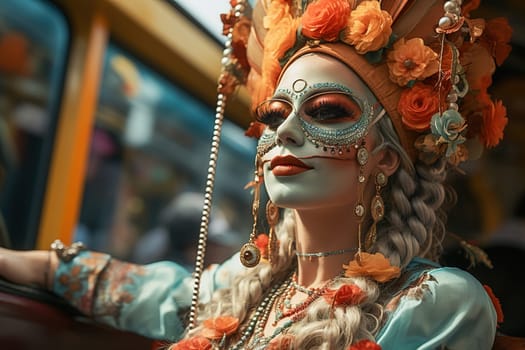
[240,155,264,267]
[365,171,387,251]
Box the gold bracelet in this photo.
[50,239,85,262]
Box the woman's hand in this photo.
[0,248,58,289]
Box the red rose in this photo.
[323,284,365,307]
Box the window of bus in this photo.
[75,43,256,268]
[0,0,69,249]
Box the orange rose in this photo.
[170,336,212,350]
[398,83,441,132]
[480,17,513,66]
[323,284,366,307]
[201,316,239,340]
[480,98,508,148]
[348,339,382,350]
[301,0,351,42]
[341,1,392,54]
[387,38,439,86]
[343,252,400,283]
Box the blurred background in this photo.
[0,0,524,335]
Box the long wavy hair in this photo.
[175,114,453,349]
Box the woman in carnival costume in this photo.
[0,0,513,349]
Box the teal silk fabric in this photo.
[53,253,496,347]
[376,258,497,349]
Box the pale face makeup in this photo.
[258,53,381,210]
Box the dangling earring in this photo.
[240,155,264,267]
[365,171,387,251]
[354,140,368,263]
[266,200,279,266]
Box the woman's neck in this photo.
[292,206,359,288]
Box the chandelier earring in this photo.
[354,140,368,263]
[365,171,387,251]
[240,155,264,268]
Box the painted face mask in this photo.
[257,54,385,209]
[256,55,383,159]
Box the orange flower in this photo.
[255,233,269,259]
[348,339,382,350]
[267,335,294,350]
[480,98,508,148]
[301,0,351,42]
[387,38,439,86]
[323,284,366,307]
[480,17,513,66]
[170,336,212,350]
[261,14,299,103]
[341,1,392,54]
[483,285,504,324]
[398,83,442,132]
[201,316,239,340]
[343,252,400,283]
[245,121,266,139]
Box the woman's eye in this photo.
[255,100,292,129]
[303,95,361,124]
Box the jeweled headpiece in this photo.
[235,0,512,166]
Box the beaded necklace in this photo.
[229,270,341,349]
[230,273,293,350]
[273,272,331,326]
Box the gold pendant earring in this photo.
[365,171,387,251]
[240,155,264,267]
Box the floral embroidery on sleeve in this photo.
[55,251,145,322]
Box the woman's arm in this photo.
[0,247,244,341]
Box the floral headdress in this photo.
[226,0,512,167]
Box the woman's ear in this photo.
[376,147,400,177]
